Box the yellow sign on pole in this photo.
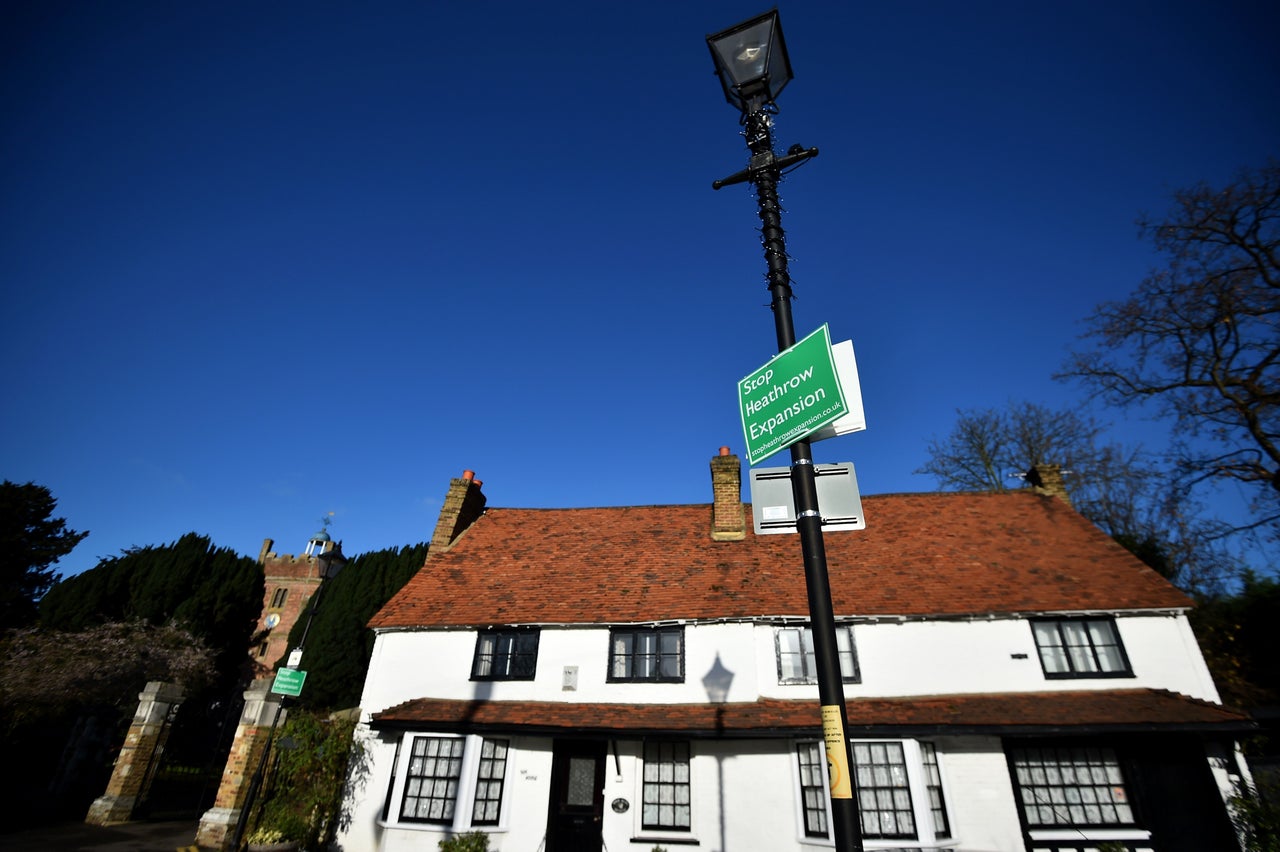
[821,704,853,799]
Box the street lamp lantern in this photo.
[316,544,347,580]
[706,9,793,114]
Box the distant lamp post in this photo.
[707,10,863,852]
[293,540,346,665]
[231,536,346,851]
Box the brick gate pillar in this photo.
[196,680,285,851]
[85,681,185,826]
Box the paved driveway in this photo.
[1,819,200,851]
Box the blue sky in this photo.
[3,1,1277,578]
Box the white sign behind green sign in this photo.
[738,324,847,465]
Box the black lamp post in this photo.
[707,11,863,852]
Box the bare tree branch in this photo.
[1059,162,1280,536]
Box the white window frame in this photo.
[381,733,516,834]
[790,738,950,848]
[775,624,861,684]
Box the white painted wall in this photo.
[361,610,1216,719]
[930,735,1026,852]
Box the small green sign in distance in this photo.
[739,324,848,465]
[271,667,307,697]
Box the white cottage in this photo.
[338,451,1252,852]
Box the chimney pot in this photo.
[1027,463,1071,505]
[710,448,747,541]
[430,471,488,552]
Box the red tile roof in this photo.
[371,491,1190,628]
[371,689,1251,736]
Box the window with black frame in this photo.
[471,738,509,825]
[399,736,464,824]
[642,740,691,831]
[1010,745,1137,828]
[854,741,917,839]
[796,742,829,837]
[794,739,950,843]
[920,741,951,839]
[608,626,683,682]
[1031,617,1132,678]
[471,628,540,680]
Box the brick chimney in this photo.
[430,470,487,551]
[1027,463,1071,505]
[710,447,747,541]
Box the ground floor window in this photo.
[471,738,509,825]
[921,741,951,839]
[794,739,950,844]
[400,736,464,824]
[1010,745,1135,827]
[796,742,829,837]
[642,740,691,831]
[390,734,512,830]
[854,741,916,838]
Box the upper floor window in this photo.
[1010,745,1136,827]
[775,625,860,684]
[270,587,287,608]
[609,626,683,682]
[642,740,691,831]
[1031,617,1132,678]
[472,629,539,680]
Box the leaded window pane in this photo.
[1010,745,1136,827]
[400,737,463,824]
[642,741,691,830]
[920,742,951,838]
[471,738,508,826]
[852,741,915,839]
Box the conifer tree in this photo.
[283,543,428,709]
[39,532,263,688]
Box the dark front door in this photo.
[1129,735,1238,852]
[546,740,606,852]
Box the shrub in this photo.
[1231,776,1280,852]
[439,831,490,852]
